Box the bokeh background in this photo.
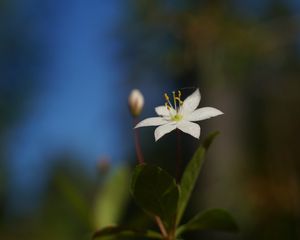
[1,0,300,239]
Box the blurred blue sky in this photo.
[5,0,131,213]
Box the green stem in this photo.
[175,129,182,182]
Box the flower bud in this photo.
[128,89,144,117]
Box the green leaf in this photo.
[131,164,179,230]
[56,174,90,227]
[176,208,238,236]
[93,166,131,228]
[93,226,162,239]
[203,131,220,149]
[177,131,220,225]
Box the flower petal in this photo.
[154,123,176,141]
[181,89,201,113]
[177,120,200,139]
[155,106,170,116]
[135,117,169,128]
[184,107,223,122]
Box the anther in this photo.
[178,90,182,98]
[175,97,183,106]
[175,90,183,106]
[164,93,169,101]
[165,102,171,110]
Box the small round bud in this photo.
[128,89,144,117]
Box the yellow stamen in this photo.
[164,93,173,110]
[163,90,183,111]
[165,102,171,110]
[172,91,177,110]
[175,90,183,106]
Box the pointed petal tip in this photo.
[154,132,160,142]
[134,122,142,128]
[194,130,201,139]
[154,130,162,142]
[134,117,169,128]
[194,88,201,99]
[185,107,224,122]
[181,88,201,113]
[217,109,224,115]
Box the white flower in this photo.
[135,89,223,141]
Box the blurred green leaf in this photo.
[176,208,238,236]
[177,131,220,225]
[131,164,179,230]
[93,166,131,228]
[93,226,162,239]
[56,174,91,227]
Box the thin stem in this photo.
[175,129,182,183]
[133,118,145,164]
[155,216,168,239]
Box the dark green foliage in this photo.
[131,164,179,230]
[176,208,238,236]
[93,226,162,239]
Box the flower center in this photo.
[171,114,183,122]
